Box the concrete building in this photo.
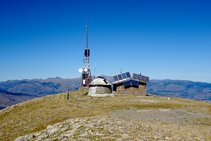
[88,76,114,97]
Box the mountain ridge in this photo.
[147,79,211,102]
[0,77,211,110]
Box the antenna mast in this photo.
[86,23,88,49]
[81,21,92,87]
[84,22,90,72]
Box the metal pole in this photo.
[83,85,84,96]
[83,79,84,96]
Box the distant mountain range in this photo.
[0,77,210,110]
[147,79,211,103]
[0,77,81,96]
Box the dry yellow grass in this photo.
[0,91,211,140]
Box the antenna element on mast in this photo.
[86,23,88,49]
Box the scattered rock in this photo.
[38,131,49,139]
[47,125,53,129]
[24,134,33,140]
[15,136,27,141]
[49,126,60,135]
[14,111,211,141]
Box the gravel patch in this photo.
[110,108,211,124]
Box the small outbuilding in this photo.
[88,76,114,97]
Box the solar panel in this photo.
[138,75,142,81]
[125,72,131,78]
[131,80,139,86]
[117,74,123,80]
[133,73,139,80]
[121,73,127,79]
[145,76,149,82]
[113,75,118,82]
[123,80,131,86]
[140,75,145,81]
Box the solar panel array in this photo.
[133,73,149,83]
[113,72,131,82]
[123,80,139,86]
[113,72,149,83]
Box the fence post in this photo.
[66,89,69,101]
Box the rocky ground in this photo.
[1,91,211,141]
[15,109,211,141]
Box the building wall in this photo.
[114,84,146,96]
[89,86,112,94]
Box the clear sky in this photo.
[0,0,211,82]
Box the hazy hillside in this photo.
[1,91,211,140]
[147,79,211,102]
[0,76,113,96]
[0,77,81,96]
[0,89,37,110]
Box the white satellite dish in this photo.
[84,68,88,72]
[78,68,83,73]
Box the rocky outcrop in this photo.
[15,112,211,141]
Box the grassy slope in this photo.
[0,91,211,140]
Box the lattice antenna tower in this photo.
[81,21,92,87]
[84,23,90,71]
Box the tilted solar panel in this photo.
[123,80,131,86]
[133,73,139,80]
[131,80,139,86]
[145,76,149,82]
[122,73,127,79]
[145,76,148,82]
[125,72,131,78]
[140,76,145,81]
[117,74,123,80]
[138,75,142,81]
[113,75,118,82]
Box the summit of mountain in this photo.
[1,91,211,140]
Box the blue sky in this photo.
[0,0,211,82]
